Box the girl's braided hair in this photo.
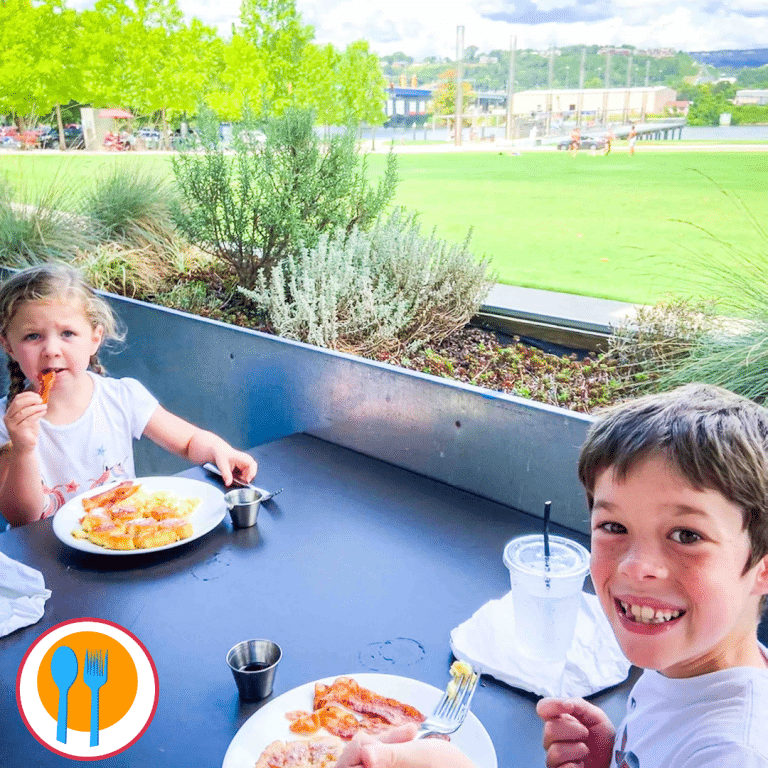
[0,264,124,400]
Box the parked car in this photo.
[137,127,162,149]
[0,135,20,150]
[39,125,84,150]
[556,134,607,151]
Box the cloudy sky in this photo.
[75,0,768,61]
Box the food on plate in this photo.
[38,370,56,404]
[71,481,200,550]
[81,480,141,513]
[286,676,425,741]
[255,736,344,768]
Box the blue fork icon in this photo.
[83,650,109,747]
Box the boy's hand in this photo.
[537,698,615,768]
[335,724,477,768]
[3,392,46,453]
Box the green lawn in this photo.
[2,149,766,305]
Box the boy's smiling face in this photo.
[590,453,768,678]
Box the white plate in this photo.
[222,672,497,768]
[52,476,225,555]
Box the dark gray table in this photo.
[0,433,640,767]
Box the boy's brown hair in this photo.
[579,384,768,612]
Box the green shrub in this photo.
[81,162,180,252]
[172,107,398,289]
[237,209,496,356]
[0,182,94,266]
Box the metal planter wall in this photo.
[97,294,593,534]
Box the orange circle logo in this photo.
[16,618,158,760]
[37,631,138,731]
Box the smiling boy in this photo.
[538,384,768,767]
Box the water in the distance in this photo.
[680,125,768,140]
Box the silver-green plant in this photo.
[606,295,721,393]
[238,209,496,356]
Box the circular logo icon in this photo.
[16,618,158,760]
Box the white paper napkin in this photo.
[0,551,51,638]
[450,591,631,699]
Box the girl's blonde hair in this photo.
[0,264,124,400]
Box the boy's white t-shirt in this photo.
[612,651,768,767]
[0,372,159,519]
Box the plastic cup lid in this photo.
[503,534,590,579]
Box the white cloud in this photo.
[68,0,768,60]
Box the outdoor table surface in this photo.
[0,432,640,768]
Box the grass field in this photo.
[1,148,766,305]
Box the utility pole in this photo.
[505,35,517,141]
[577,48,585,129]
[455,25,464,146]
[645,59,650,87]
[602,51,611,126]
[623,52,633,123]
[546,46,554,136]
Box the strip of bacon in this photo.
[38,370,56,404]
[287,677,426,742]
[81,481,141,513]
[314,677,425,727]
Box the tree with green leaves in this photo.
[0,0,81,131]
[237,0,314,115]
[431,70,475,120]
[79,0,220,133]
[172,107,398,288]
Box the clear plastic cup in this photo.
[503,534,590,661]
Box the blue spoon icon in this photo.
[50,646,78,744]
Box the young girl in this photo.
[0,263,257,526]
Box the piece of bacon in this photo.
[287,677,426,742]
[38,370,56,404]
[81,480,140,513]
[314,677,425,727]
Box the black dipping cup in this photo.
[226,639,282,700]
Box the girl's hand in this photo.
[537,698,615,768]
[210,447,258,487]
[335,724,477,768]
[3,392,46,453]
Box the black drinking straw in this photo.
[543,500,552,561]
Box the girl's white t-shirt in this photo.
[0,372,159,519]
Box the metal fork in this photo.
[415,665,480,739]
[202,463,283,502]
[83,650,108,748]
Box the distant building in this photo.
[598,47,634,57]
[507,86,677,117]
[734,89,768,105]
[665,100,691,115]
[597,47,676,58]
[384,86,432,125]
